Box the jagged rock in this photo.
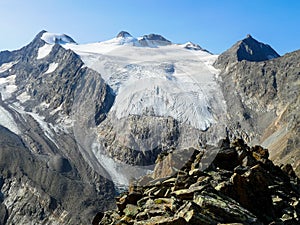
[175,201,214,225]
[94,139,300,225]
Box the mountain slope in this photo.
[215,36,299,175]
[0,31,116,224]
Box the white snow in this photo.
[37,43,53,59]
[90,142,152,187]
[64,40,225,131]
[16,92,31,103]
[0,105,20,134]
[0,74,17,100]
[0,61,17,73]
[44,62,59,74]
[27,112,59,148]
[93,148,129,186]
[41,32,75,45]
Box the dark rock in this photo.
[92,212,104,225]
[0,203,8,225]
[214,34,280,70]
[116,31,132,38]
[281,164,297,178]
[138,33,172,46]
[96,139,300,224]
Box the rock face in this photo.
[95,139,300,225]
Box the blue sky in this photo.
[0,0,299,54]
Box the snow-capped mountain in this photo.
[0,30,298,224]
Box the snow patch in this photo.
[0,105,20,134]
[37,43,53,59]
[44,62,59,74]
[27,112,59,148]
[16,92,31,103]
[0,61,17,73]
[0,75,17,100]
[92,146,129,186]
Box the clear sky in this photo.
[0,0,299,55]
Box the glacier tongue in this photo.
[65,42,226,131]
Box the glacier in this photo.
[62,33,226,131]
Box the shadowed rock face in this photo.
[214,34,280,70]
[95,139,300,225]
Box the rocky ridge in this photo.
[95,138,300,225]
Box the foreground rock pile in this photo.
[93,139,300,225]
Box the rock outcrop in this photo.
[94,138,300,225]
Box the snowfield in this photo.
[0,61,17,73]
[37,43,53,59]
[0,106,20,134]
[44,62,59,74]
[0,74,17,100]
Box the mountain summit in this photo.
[138,33,172,47]
[40,31,77,45]
[116,31,132,38]
[214,34,280,69]
[236,34,280,61]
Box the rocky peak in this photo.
[214,34,280,70]
[116,31,132,38]
[142,34,170,42]
[94,138,300,225]
[138,33,172,47]
[183,41,211,53]
[237,34,280,60]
